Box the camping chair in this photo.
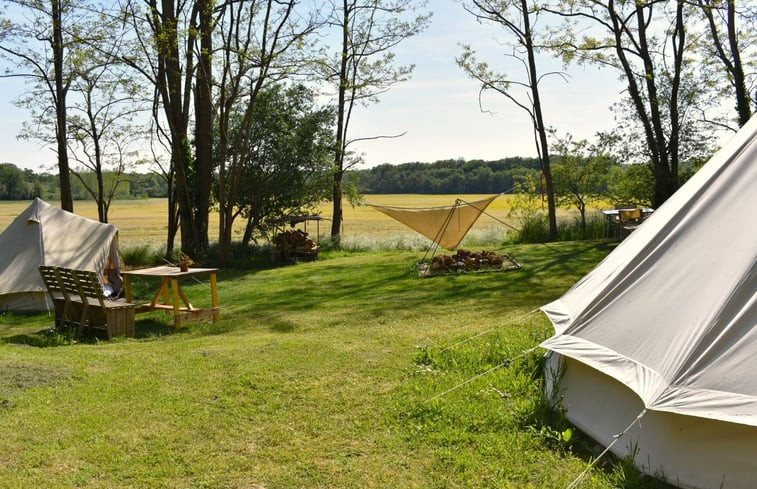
[617,208,643,239]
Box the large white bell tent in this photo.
[0,198,121,312]
[540,116,757,488]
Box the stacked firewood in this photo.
[429,249,506,273]
[273,229,318,262]
[274,229,317,251]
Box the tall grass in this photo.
[507,211,609,244]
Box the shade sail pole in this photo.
[421,199,463,264]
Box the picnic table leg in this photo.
[123,275,132,302]
[170,278,181,329]
[176,286,193,310]
[162,278,170,306]
[210,272,219,322]
[150,278,169,307]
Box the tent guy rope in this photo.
[564,409,648,489]
[426,345,541,403]
[440,308,540,352]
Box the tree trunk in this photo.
[192,0,213,254]
[521,0,557,239]
[89,94,107,223]
[174,139,197,254]
[152,0,199,256]
[605,0,679,208]
[166,180,178,258]
[727,0,751,126]
[579,203,586,231]
[242,216,254,248]
[52,0,73,212]
[330,1,350,244]
[331,171,343,241]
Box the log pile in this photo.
[421,249,519,276]
[272,230,318,263]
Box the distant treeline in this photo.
[0,163,168,201]
[2,157,541,201]
[348,157,541,194]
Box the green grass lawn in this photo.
[0,242,670,488]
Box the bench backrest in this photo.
[73,270,105,300]
[39,266,65,296]
[39,266,108,307]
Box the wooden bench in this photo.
[39,266,136,338]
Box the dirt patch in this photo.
[0,363,71,406]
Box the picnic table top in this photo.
[121,266,219,278]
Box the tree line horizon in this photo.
[1,152,703,205]
[1,157,542,201]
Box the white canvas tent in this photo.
[539,117,757,488]
[0,198,121,312]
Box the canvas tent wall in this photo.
[539,116,757,489]
[0,198,121,312]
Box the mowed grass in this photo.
[0,239,669,488]
[0,197,664,488]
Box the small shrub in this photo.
[203,241,272,269]
[556,212,607,241]
[460,226,508,248]
[120,244,166,267]
[513,212,551,243]
[507,177,552,244]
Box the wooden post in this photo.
[123,275,133,303]
[171,278,180,328]
[210,272,219,322]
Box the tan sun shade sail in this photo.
[367,195,499,250]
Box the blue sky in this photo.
[347,2,625,166]
[0,2,625,172]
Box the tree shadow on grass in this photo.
[1,242,615,345]
[199,241,616,338]
[0,317,181,346]
[2,325,100,347]
[133,316,181,339]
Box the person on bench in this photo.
[103,266,123,299]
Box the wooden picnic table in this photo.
[121,266,219,329]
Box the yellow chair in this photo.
[618,208,643,238]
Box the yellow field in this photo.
[0,195,572,247]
